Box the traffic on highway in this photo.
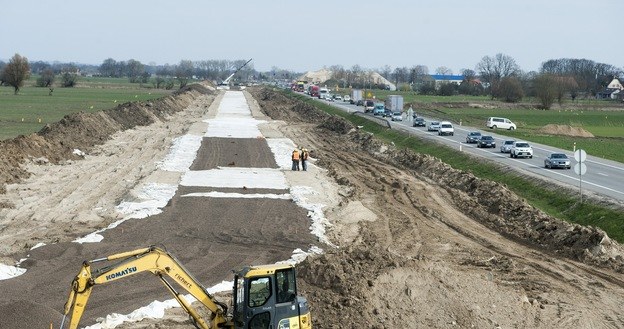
[309,92,624,204]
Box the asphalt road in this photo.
[314,95,624,204]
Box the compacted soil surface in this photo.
[0,84,623,328]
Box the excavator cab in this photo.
[232,264,312,329]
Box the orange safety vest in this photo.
[292,150,300,161]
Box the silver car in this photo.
[500,140,515,153]
[428,121,440,131]
[544,153,571,169]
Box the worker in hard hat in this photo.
[300,147,310,171]
[291,148,301,171]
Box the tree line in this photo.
[0,55,256,93]
[2,52,622,109]
[321,54,622,109]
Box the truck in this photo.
[58,246,312,329]
[308,85,320,97]
[350,89,363,104]
[384,95,404,112]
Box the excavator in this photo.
[58,245,312,329]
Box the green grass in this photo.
[285,90,624,243]
[0,77,172,140]
[410,107,624,162]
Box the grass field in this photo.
[0,77,173,140]
[287,91,624,243]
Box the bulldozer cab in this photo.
[232,264,311,329]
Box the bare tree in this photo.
[3,53,31,94]
[477,53,520,82]
[435,66,453,75]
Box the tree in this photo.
[435,66,452,75]
[2,53,31,94]
[438,83,456,96]
[36,68,55,87]
[534,74,558,109]
[176,60,194,88]
[477,53,520,98]
[496,76,524,102]
[99,58,118,77]
[60,65,79,87]
[126,59,145,83]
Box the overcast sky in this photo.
[2,0,621,74]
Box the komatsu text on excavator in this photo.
[58,246,312,329]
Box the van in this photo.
[486,117,516,130]
[365,99,375,113]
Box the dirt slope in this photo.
[250,88,624,328]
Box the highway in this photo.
[316,96,624,204]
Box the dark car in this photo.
[477,135,496,148]
[465,131,482,143]
[355,99,364,106]
[413,117,426,127]
[544,153,571,169]
[383,109,393,117]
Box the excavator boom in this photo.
[60,246,232,329]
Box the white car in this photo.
[500,140,515,153]
[510,141,533,158]
[333,95,342,101]
[438,121,454,136]
[391,111,403,121]
[428,121,440,131]
[343,95,351,102]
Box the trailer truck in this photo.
[384,95,404,112]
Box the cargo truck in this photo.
[350,89,363,104]
[384,95,404,112]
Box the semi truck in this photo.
[384,95,404,112]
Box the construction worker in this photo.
[291,148,301,171]
[300,147,310,171]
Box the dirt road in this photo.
[0,85,623,328]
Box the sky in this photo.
[2,0,622,74]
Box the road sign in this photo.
[574,163,587,176]
[574,149,587,163]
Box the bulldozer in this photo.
[58,245,312,329]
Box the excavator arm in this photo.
[60,246,232,329]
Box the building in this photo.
[596,78,623,100]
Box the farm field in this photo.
[0,77,173,140]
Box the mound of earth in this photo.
[537,124,595,138]
[0,84,214,200]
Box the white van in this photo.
[486,117,516,130]
[438,121,454,136]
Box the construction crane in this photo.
[217,58,253,90]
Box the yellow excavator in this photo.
[59,245,312,329]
